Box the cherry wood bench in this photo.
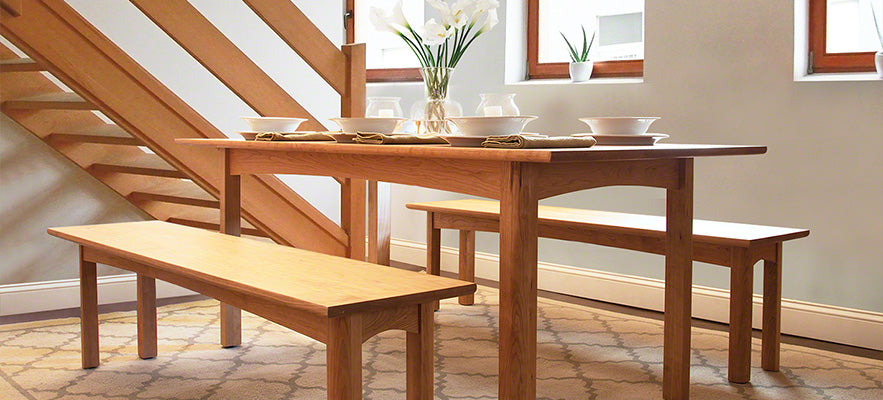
[406,199,809,384]
[48,220,475,400]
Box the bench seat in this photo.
[406,199,809,384]
[49,220,475,400]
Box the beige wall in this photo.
[1,1,881,314]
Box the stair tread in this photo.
[166,207,266,237]
[0,58,43,72]
[49,124,143,145]
[3,92,97,110]
[94,152,173,169]
[130,179,217,204]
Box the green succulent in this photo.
[561,25,596,63]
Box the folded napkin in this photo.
[482,135,597,149]
[254,132,335,141]
[354,132,448,145]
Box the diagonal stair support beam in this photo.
[128,0,327,132]
[243,0,347,94]
[1,0,347,255]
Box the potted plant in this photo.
[871,0,883,78]
[561,25,596,82]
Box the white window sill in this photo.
[794,72,882,82]
[506,77,644,86]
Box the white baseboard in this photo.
[0,275,196,316]
[390,238,883,351]
[4,239,881,351]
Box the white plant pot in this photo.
[876,51,883,79]
[569,61,593,82]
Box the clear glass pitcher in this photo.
[475,93,520,116]
[366,97,403,118]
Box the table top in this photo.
[177,138,766,163]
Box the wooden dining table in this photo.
[179,138,766,400]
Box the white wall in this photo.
[1,0,881,316]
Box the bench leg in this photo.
[137,274,157,359]
[327,314,362,400]
[220,304,241,348]
[426,213,441,311]
[728,248,753,383]
[79,247,99,369]
[762,243,783,371]
[407,303,435,400]
[458,230,476,305]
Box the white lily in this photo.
[421,18,453,46]
[427,0,454,26]
[387,0,411,32]
[477,8,498,34]
[370,6,397,34]
[468,0,499,20]
[447,0,472,29]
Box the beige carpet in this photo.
[1,287,881,399]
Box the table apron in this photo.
[229,149,502,199]
[228,149,689,201]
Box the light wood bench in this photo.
[48,220,475,400]
[406,199,809,384]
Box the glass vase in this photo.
[476,93,520,116]
[410,67,462,135]
[366,97,403,118]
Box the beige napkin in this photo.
[482,135,597,149]
[354,132,449,145]
[254,132,335,141]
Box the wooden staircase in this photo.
[0,51,270,239]
[0,0,377,259]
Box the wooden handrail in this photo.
[1,0,348,255]
[129,0,327,131]
[243,0,347,94]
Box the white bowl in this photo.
[579,117,660,135]
[330,117,405,133]
[445,116,538,137]
[241,117,307,132]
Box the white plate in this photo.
[572,133,669,146]
[445,116,538,137]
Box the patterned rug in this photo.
[1,287,881,400]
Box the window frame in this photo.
[345,0,422,82]
[808,0,877,73]
[526,0,643,79]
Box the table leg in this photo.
[220,149,241,348]
[341,178,367,261]
[498,162,538,400]
[137,274,157,359]
[368,181,391,265]
[458,230,476,306]
[327,314,362,400]
[663,158,694,400]
[79,246,99,369]
[426,212,442,311]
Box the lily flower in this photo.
[477,8,498,34]
[421,18,453,46]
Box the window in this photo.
[528,0,644,79]
[346,0,423,82]
[808,0,882,73]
